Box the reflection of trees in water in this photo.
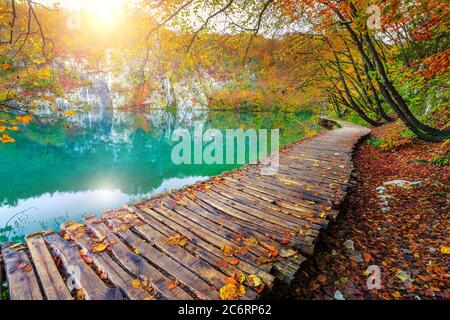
[0,104,314,208]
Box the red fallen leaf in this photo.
[267,245,278,258]
[24,266,33,273]
[230,258,240,265]
[167,280,178,290]
[83,256,94,264]
[424,288,434,297]
[317,274,327,283]
[218,259,229,267]
[363,253,372,263]
[16,262,29,270]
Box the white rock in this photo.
[334,290,345,300]
[344,240,355,251]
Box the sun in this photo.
[96,8,116,26]
[88,0,122,30]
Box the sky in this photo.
[39,0,136,10]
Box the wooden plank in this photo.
[84,219,193,300]
[44,233,122,300]
[62,222,151,300]
[130,205,276,288]
[221,177,325,218]
[224,176,331,212]
[25,233,72,300]
[216,182,324,221]
[1,243,43,300]
[114,219,227,292]
[210,185,322,231]
[112,227,221,300]
[171,194,310,276]
[159,197,274,264]
[213,183,323,234]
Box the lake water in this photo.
[0,107,317,242]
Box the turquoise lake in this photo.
[0,107,317,242]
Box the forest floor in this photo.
[268,123,449,300]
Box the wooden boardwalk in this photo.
[0,119,370,300]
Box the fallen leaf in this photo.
[267,245,278,258]
[10,243,23,249]
[222,245,234,257]
[167,280,177,290]
[131,279,141,289]
[92,243,107,253]
[317,274,327,283]
[83,256,93,264]
[16,262,29,270]
[247,275,262,287]
[167,234,188,247]
[66,223,84,231]
[440,246,450,254]
[280,248,297,258]
[363,252,372,263]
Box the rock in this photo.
[395,270,412,282]
[428,247,437,254]
[375,186,387,194]
[334,290,345,300]
[344,240,355,251]
[350,252,363,263]
[383,180,411,188]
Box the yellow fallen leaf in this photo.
[440,246,450,254]
[222,245,234,257]
[279,178,302,186]
[167,234,188,247]
[92,243,107,253]
[247,275,262,287]
[237,272,246,284]
[65,223,84,231]
[9,243,23,249]
[131,279,141,288]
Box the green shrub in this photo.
[432,153,450,167]
[367,137,383,148]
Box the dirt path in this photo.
[268,125,449,300]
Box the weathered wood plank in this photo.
[62,223,151,300]
[116,219,227,291]
[2,243,43,300]
[25,234,72,300]
[112,227,221,300]
[129,205,276,288]
[84,218,193,300]
[44,233,121,300]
